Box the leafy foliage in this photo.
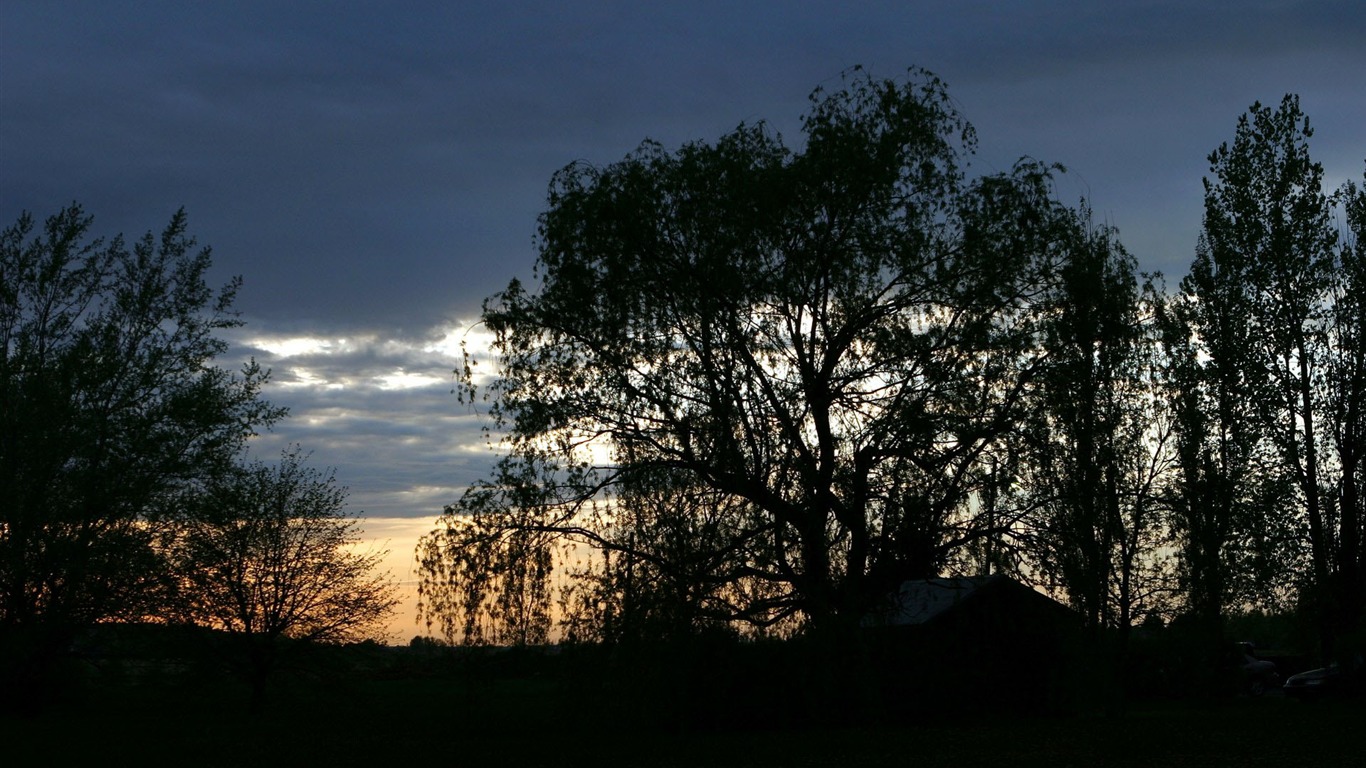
[172,448,397,644]
[1163,96,1365,661]
[1021,218,1175,633]
[1323,172,1366,650]
[0,205,281,659]
[170,448,397,708]
[419,69,1096,642]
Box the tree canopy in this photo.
[1162,97,1364,660]
[1,205,396,712]
[420,72,1365,664]
[420,69,1114,642]
[1,206,282,641]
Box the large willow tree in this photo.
[419,69,1092,644]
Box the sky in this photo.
[4,0,1364,640]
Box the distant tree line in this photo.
[0,206,396,712]
[417,68,1365,671]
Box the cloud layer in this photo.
[226,320,499,520]
[6,2,1363,332]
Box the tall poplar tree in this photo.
[1208,96,1337,596]
[1325,174,1366,653]
[1174,95,1358,659]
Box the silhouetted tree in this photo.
[1161,96,1366,668]
[0,204,281,709]
[419,68,1085,646]
[171,448,397,710]
[1325,173,1366,658]
[1163,120,1296,639]
[1022,219,1174,640]
[1214,96,1338,599]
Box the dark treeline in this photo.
[4,66,1362,723]
[0,207,396,713]
[416,68,1365,697]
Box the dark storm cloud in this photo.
[5,2,1363,329]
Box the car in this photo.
[1282,660,1363,699]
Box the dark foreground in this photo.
[3,669,1361,768]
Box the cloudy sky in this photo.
[4,0,1363,637]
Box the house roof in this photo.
[863,574,1068,628]
[869,576,991,627]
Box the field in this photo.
[3,663,1361,768]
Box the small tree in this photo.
[173,449,397,709]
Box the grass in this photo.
[3,668,1362,767]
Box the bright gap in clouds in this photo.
[376,370,445,390]
[249,335,347,358]
[279,367,345,390]
[230,319,507,642]
[242,321,501,390]
[420,323,497,359]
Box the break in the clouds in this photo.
[222,319,504,637]
[225,320,500,521]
